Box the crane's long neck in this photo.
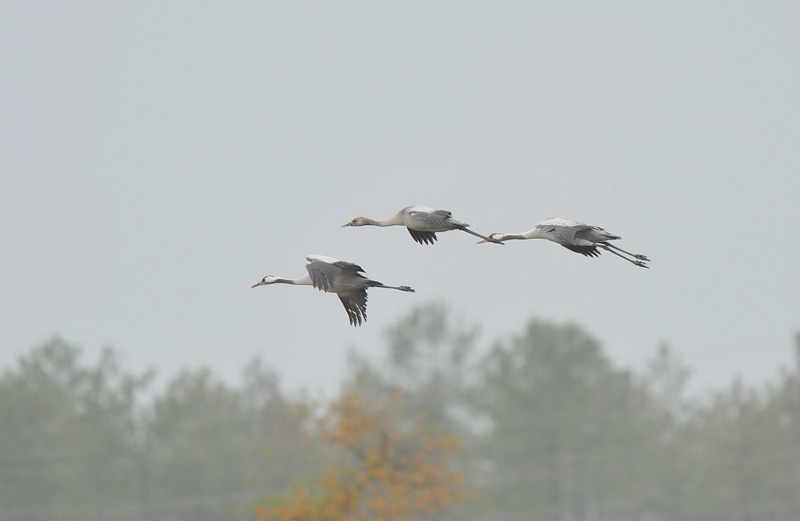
[364,215,403,227]
[497,233,529,241]
[520,229,551,240]
[277,275,313,286]
[357,210,406,227]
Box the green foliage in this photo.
[143,361,316,519]
[476,319,655,521]
[1,311,798,521]
[671,377,800,520]
[0,339,312,521]
[0,337,152,520]
[344,311,800,521]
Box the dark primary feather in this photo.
[338,289,368,326]
[407,228,438,245]
[333,260,365,272]
[562,244,601,257]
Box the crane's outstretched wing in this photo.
[305,255,364,292]
[338,289,368,326]
[537,218,621,244]
[575,225,621,242]
[407,228,438,245]
[536,222,590,245]
[405,207,471,240]
[406,208,455,227]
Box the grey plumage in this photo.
[252,255,414,327]
[479,218,650,268]
[342,205,501,245]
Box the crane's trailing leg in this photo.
[458,227,504,244]
[371,282,415,292]
[598,244,649,268]
[604,243,650,262]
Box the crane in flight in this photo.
[251,255,415,326]
[477,218,650,268]
[342,206,502,245]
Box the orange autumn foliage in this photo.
[254,390,467,521]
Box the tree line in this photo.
[0,303,797,520]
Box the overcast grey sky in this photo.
[2,2,798,393]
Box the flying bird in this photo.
[478,218,650,268]
[342,205,502,245]
[251,255,415,326]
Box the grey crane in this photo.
[478,217,650,268]
[251,255,415,326]
[342,205,502,245]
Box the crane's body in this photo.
[480,218,650,268]
[251,255,414,326]
[343,205,501,245]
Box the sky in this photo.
[2,2,799,395]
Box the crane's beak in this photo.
[476,239,489,244]
[251,280,266,288]
[341,222,352,227]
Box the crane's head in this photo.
[342,217,369,227]
[477,233,507,244]
[251,275,280,288]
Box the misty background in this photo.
[1,1,799,519]
[2,2,799,392]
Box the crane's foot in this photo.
[634,260,649,268]
[634,254,650,261]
